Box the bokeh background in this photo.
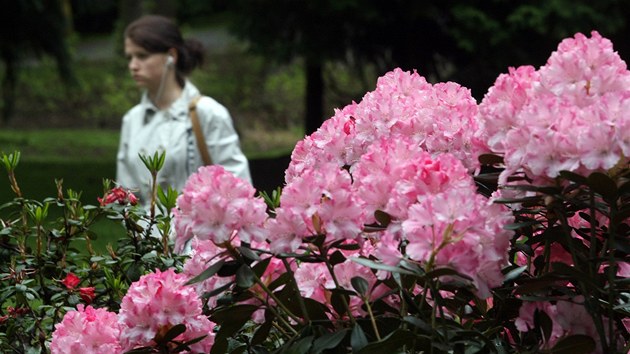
[2,0,630,202]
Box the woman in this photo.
[116,15,251,207]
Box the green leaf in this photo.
[374,210,391,227]
[558,170,588,185]
[351,276,369,297]
[236,264,255,289]
[251,310,274,345]
[238,245,261,261]
[310,329,349,354]
[503,265,527,282]
[284,335,313,354]
[350,257,416,275]
[351,324,368,352]
[329,250,347,266]
[357,329,416,354]
[545,334,596,354]
[514,276,561,295]
[251,257,271,279]
[211,305,259,354]
[478,153,504,165]
[504,220,541,230]
[425,267,472,281]
[185,259,225,286]
[587,172,618,201]
[161,323,186,343]
[536,309,553,343]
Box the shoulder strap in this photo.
[189,96,213,166]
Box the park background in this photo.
[3,0,630,209]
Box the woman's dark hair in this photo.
[125,15,204,86]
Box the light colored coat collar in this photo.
[141,80,201,123]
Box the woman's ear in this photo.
[167,48,178,66]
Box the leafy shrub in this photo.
[1,31,629,354]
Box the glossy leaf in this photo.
[310,329,349,354]
[546,334,596,354]
[587,172,618,201]
[185,259,225,286]
[351,276,369,297]
[350,324,368,352]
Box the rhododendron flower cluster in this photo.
[478,31,630,182]
[98,186,138,206]
[50,305,122,354]
[266,161,366,253]
[286,68,487,182]
[352,138,513,298]
[173,165,267,251]
[118,268,215,352]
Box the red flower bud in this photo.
[62,272,80,289]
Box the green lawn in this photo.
[0,128,296,253]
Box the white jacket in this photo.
[116,81,251,206]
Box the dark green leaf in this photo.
[402,316,432,333]
[251,310,274,345]
[478,153,504,165]
[425,267,472,281]
[587,172,618,201]
[185,259,225,286]
[536,309,553,343]
[546,334,596,354]
[374,210,391,227]
[161,323,186,343]
[236,264,255,289]
[504,220,541,230]
[201,281,233,299]
[217,260,242,277]
[558,171,588,185]
[310,329,349,354]
[238,246,261,261]
[350,257,415,275]
[351,276,369,297]
[356,329,416,354]
[211,305,259,354]
[329,250,347,266]
[284,335,313,354]
[350,324,368,352]
[251,257,272,279]
[514,276,562,295]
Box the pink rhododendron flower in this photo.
[352,137,473,226]
[173,165,268,252]
[268,161,366,253]
[285,103,359,183]
[50,305,122,354]
[118,268,215,353]
[181,238,235,309]
[294,250,388,319]
[479,31,630,182]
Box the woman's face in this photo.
[124,38,168,92]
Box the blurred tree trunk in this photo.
[305,58,324,135]
[119,0,144,27]
[152,0,178,18]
